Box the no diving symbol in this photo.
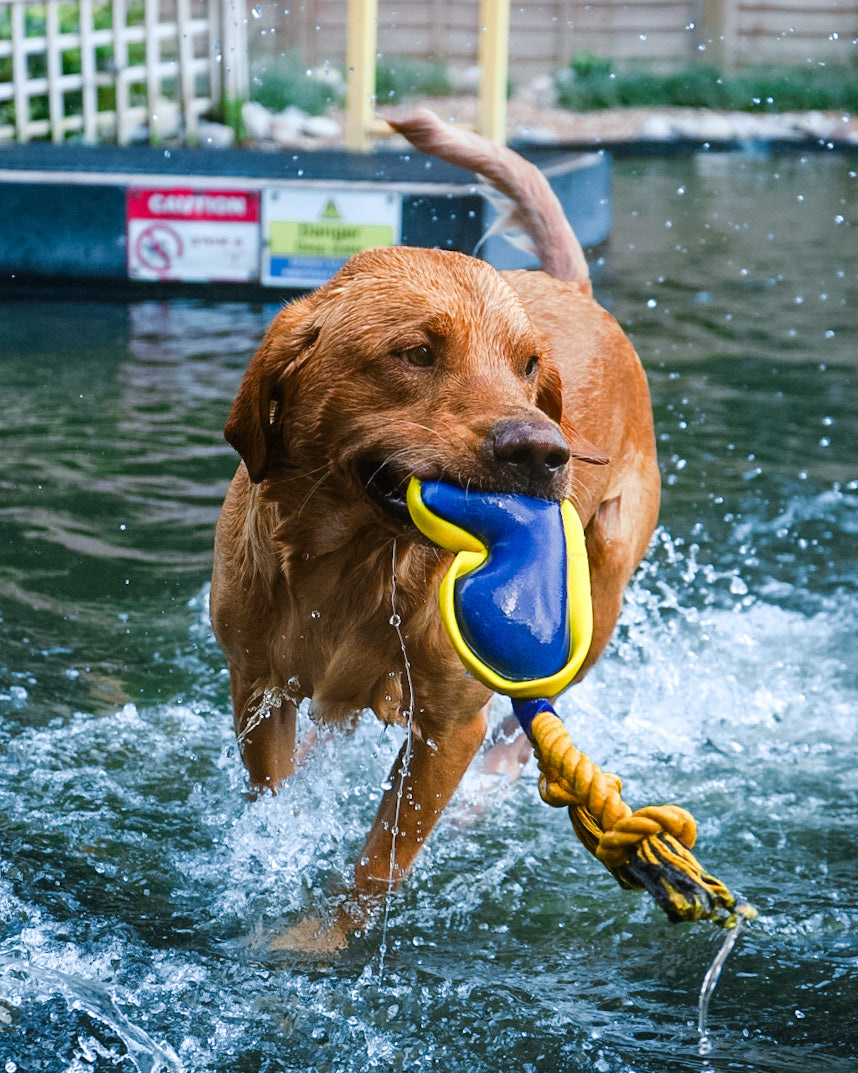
[136,223,183,273]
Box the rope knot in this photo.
[526,706,755,927]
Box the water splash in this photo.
[697,915,747,1056]
[378,539,416,979]
[235,685,287,750]
[0,958,181,1073]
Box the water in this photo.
[1,151,856,1071]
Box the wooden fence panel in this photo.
[510,0,700,72]
[280,0,857,81]
[732,0,858,67]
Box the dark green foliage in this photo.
[556,54,858,113]
[374,55,453,103]
[249,53,344,116]
[249,53,454,115]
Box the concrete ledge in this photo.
[0,144,611,297]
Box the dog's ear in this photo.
[537,358,610,466]
[224,298,319,482]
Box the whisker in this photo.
[295,468,333,516]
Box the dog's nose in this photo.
[491,419,570,482]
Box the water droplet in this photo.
[389,613,401,627]
[287,675,301,693]
[310,610,321,620]
[251,5,262,17]
[647,298,658,309]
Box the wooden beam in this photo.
[477,0,510,144]
[345,0,378,152]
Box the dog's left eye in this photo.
[524,355,540,378]
[400,344,435,368]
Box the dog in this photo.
[211,110,660,951]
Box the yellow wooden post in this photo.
[477,0,510,144]
[345,0,378,151]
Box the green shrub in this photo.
[555,58,858,113]
[375,56,453,103]
[249,53,454,114]
[250,53,344,115]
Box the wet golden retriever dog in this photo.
[211,110,660,951]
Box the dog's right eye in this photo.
[399,344,435,368]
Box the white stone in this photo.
[242,101,272,140]
[451,64,481,94]
[148,102,182,141]
[198,121,235,149]
[638,114,676,140]
[692,112,741,141]
[519,73,557,110]
[301,113,341,139]
[514,124,559,145]
[791,110,837,139]
[270,106,308,145]
[309,65,345,93]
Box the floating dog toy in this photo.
[408,477,755,928]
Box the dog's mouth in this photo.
[358,455,563,529]
[358,458,414,520]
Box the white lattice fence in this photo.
[0,0,248,144]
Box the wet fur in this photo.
[211,110,660,949]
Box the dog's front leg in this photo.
[233,682,298,792]
[270,708,489,956]
[354,707,489,904]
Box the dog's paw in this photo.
[269,916,350,957]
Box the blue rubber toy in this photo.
[406,478,593,720]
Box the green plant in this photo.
[555,59,858,113]
[375,55,453,103]
[570,50,612,80]
[249,53,344,115]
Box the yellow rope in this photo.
[530,708,756,927]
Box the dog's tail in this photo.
[387,109,590,286]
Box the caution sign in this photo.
[127,187,261,282]
[262,187,402,289]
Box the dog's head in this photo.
[225,247,606,528]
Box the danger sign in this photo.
[262,187,402,289]
[127,187,261,282]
